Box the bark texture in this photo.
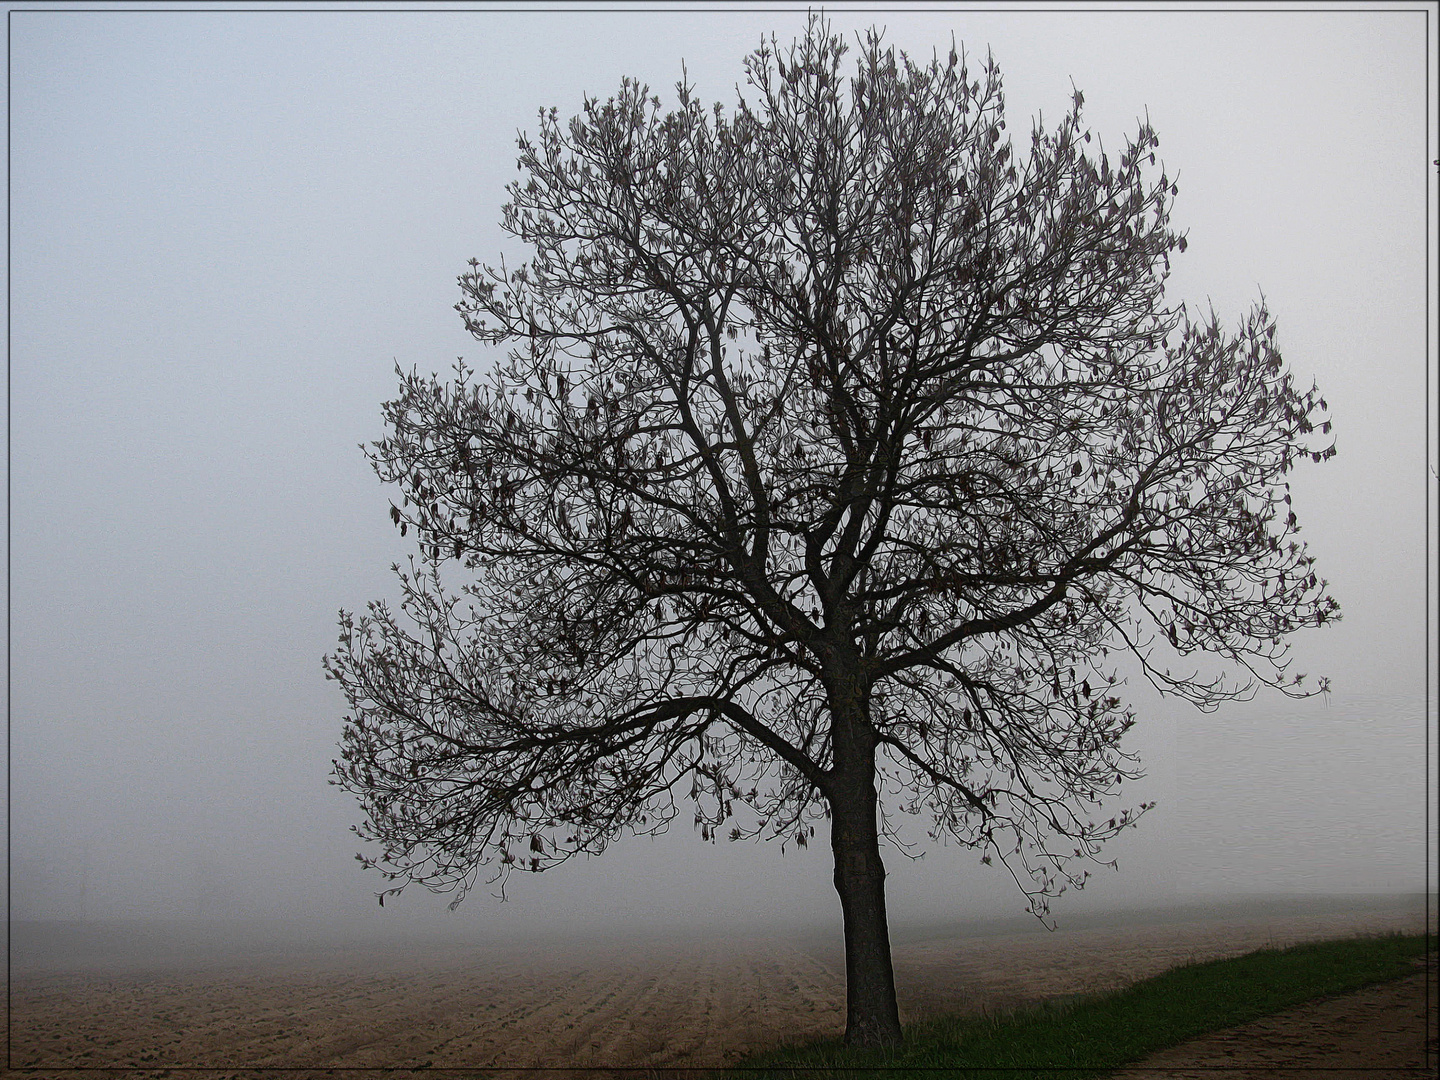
[824,678,903,1047]
[829,783,902,1047]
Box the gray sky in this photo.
[7,3,1437,935]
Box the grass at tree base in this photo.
[721,932,1434,1079]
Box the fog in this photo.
[8,7,1435,950]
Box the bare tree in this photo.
[327,19,1337,1048]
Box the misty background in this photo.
[7,6,1436,947]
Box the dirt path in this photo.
[1109,952,1437,1079]
[6,900,1430,1076]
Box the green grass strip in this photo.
[721,932,1434,1079]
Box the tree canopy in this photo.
[327,19,1337,1047]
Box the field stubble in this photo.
[6,895,1431,1078]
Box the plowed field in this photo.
[7,897,1430,1077]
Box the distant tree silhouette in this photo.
[328,18,1337,1047]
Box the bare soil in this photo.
[5,896,1431,1078]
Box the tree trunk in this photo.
[828,767,903,1047]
